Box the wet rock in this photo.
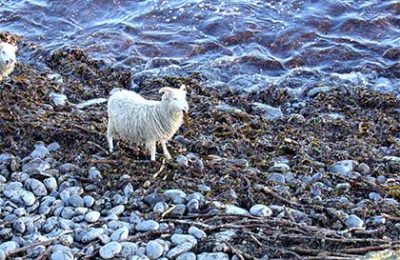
[328,160,357,176]
[50,250,74,260]
[99,241,122,259]
[146,240,164,260]
[61,207,75,219]
[59,163,79,174]
[171,234,197,246]
[120,242,138,258]
[20,190,36,206]
[166,242,194,259]
[110,227,129,241]
[252,102,283,120]
[250,204,273,217]
[136,220,159,232]
[164,189,186,204]
[85,211,101,223]
[69,194,84,208]
[197,252,230,260]
[224,205,249,215]
[345,214,364,228]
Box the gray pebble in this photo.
[170,204,186,216]
[83,195,95,208]
[197,252,230,260]
[136,220,159,232]
[44,177,57,192]
[110,227,129,241]
[61,207,75,219]
[82,228,104,243]
[269,162,290,173]
[345,214,364,228]
[186,192,205,204]
[224,205,249,215]
[14,208,26,217]
[357,163,371,174]
[0,241,19,254]
[0,175,6,183]
[335,183,351,193]
[88,167,102,181]
[269,173,286,184]
[250,204,272,217]
[164,189,187,204]
[99,241,122,259]
[188,226,207,239]
[187,199,200,213]
[144,194,165,206]
[47,142,61,152]
[59,163,79,174]
[171,234,197,246]
[176,155,189,167]
[328,160,356,176]
[30,142,49,159]
[0,249,5,260]
[120,242,138,258]
[21,190,36,206]
[85,211,101,223]
[197,184,211,193]
[22,158,51,174]
[213,230,237,241]
[369,192,381,201]
[146,240,164,260]
[177,252,196,260]
[367,216,386,226]
[166,242,194,259]
[153,202,168,214]
[252,102,283,120]
[13,218,26,234]
[124,183,134,198]
[108,205,124,216]
[50,250,74,260]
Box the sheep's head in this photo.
[159,85,189,115]
[0,42,17,68]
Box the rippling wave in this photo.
[1,0,399,96]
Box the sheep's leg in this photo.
[146,141,156,161]
[161,140,172,160]
[106,121,114,153]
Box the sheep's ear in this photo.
[159,87,174,97]
[179,85,187,93]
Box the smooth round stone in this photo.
[0,241,19,254]
[377,176,386,184]
[164,189,187,204]
[187,199,200,213]
[136,220,159,232]
[328,160,356,176]
[335,183,350,192]
[59,163,79,174]
[146,240,164,260]
[0,249,5,260]
[13,218,26,234]
[99,241,122,259]
[177,252,196,260]
[4,182,23,195]
[43,177,58,192]
[188,226,207,239]
[29,142,49,159]
[345,214,364,228]
[50,250,74,260]
[169,204,186,217]
[110,227,129,241]
[368,216,386,226]
[61,207,75,219]
[197,252,230,260]
[357,163,371,174]
[20,191,36,206]
[47,142,61,152]
[197,184,211,193]
[68,194,84,208]
[123,183,134,198]
[186,192,205,204]
[85,211,101,223]
[14,208,26,217]
[369,192,382,201]
[166,242,194,259]
[0,176,6,183]
[269,162,290,173]
[120,242,138,258]
[88,167,102,181]
[250,204,272,217]
[171,234,197,246]
[83,195,95,208]
[224,205,249,215]
[153,202,168,214]
[113,194,126,205]
[75,207,88,215]
[22,158,51,174]
[213,230,237,241]
[27,245,46,258]
[108,205,125,216]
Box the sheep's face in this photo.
[160,85,189,115]
[0,42,17,69]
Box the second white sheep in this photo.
[0,42,18,81]
[107,85,189,161]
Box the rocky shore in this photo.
[0,33,400,259]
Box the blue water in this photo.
[1,0,399,96]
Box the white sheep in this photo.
[107,85,189,161]
[0,42,18,81]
